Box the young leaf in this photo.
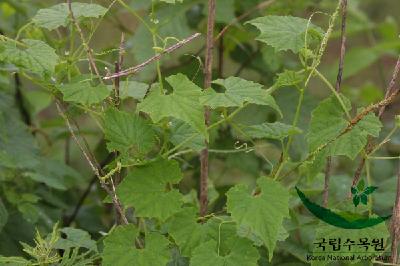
[102,225,170,266]
[117,158,183,220]
[247,16,324,53]
[239,122,302,141]
[226,178,289,260]
[0,39,58,77]
[363,186,378,195]
[350,187,358,195]
[58,81,109,105]
[33,3,107,30]
[275,70,305,88]
[200,77,282,116]
[137,74,206,137]
[104,109,155,156]
[353,195,360,207]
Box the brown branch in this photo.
[104,33,201,80]
[323,0,348,207]
[282,88,400,180]
[55,99,128,225]
[67,0,102,79]
[200,0,216,217]
[391,163,400,264]
[351,55,400,188]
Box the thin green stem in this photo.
[365,159,372,216]
[314,69,351,120]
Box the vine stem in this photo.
[351,54,400,189]
[391,162,400,264]
[55,100,128,225]
[200,0,216,217]
[323,0,348,207]
[104,33,201,80]
[67,0,102,82]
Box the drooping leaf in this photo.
[0,39,58,77]
[117,158,183,220]
[55,227,97,251]
[58,81,109,105]
[200,77,282,116]
[247,16,324,53]
[226,178,290,260]
[104,108,155,156]
[137,74,206,137]
[102,224,170,266]
[33,3,107,30]
[239,122,302,141]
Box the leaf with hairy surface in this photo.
[226,178,289,260]
[117,158,183,220]
[247,16,324,53]
[137,74,206,137]
[33,3,107,30]
[102,224,170,266]
[104,109,155,156]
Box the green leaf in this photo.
[351,187,358,195]
[363,186,378,195]
[307,95,382,159]
[102,224,170,266]
[307,96,349,152]
[117,158,183,220]
[353,195,360,207]
[169,119,205,152]
[107,80,149,101]
[104,108,155,156]
[55,227,97,251]
[200,77,282,116]
[167,207,208,257]
[0,199,8,233]
[58,81,109,105]
[190,239,259,266]
[247,15,324,53]
[226,178,290,260]
[239,122,302,141]
[33,3,107,30]
[137,74,206,137]
[0,39,58,77]
[329,113,382,159]
[275,70,305,88]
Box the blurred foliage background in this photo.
[0,0,399,264]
